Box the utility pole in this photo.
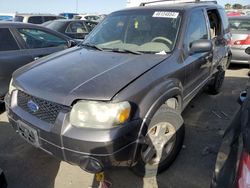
[76,0,78,13]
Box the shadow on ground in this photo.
[0,121,60,188]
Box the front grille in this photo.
[17,90,71,124]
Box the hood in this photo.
[14,47,168,106]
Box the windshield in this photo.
[83,10,181,54]
[229,18,250,31]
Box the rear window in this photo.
[45,21,66,31]
[14,16,24,22]
[28,16,43,24]
[0,28,19,51]
[229,18,250,31]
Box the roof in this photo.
[116,2,222,12]
[15,13,59,17]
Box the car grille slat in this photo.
[17,90,70,124]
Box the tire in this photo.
[209,67,225,95]
[131,105,185,177]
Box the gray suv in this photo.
[6,2,231,177]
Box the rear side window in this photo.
[185,10,208,48]
[218,9,230,33]
[0,28,19,51]
[17,28,67,49]
[28,16,43,24]
[14,16,24,22]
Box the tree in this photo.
[232,3,243,9]
[225,3,231,9]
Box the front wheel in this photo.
[131,105,185,177]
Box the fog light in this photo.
[79,157,103,174]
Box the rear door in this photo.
[206,8,229,71]
[0,28,32,96]
[13,27,69,61]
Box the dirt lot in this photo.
[0,65,249,188]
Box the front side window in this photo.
[17,28,67,49]
[84,10,182,54]
[0,28,19,51]
[185,10,208,48]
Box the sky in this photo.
[0,0,249,14]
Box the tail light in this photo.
[237,151,250,188]
[234,35,250,45]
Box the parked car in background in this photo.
[59,13,79,19]
[229,16,250,64]
[6,1,231,177]
[73,14,102,22]
[211,47,250,188]
[13,14,65,24]
[227,11,242,17]
[0,13,15,21]
[0,22,77,103]
[42,19,97,39]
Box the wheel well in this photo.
[164,95,182,113]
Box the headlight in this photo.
[8,79,17,95]
[70,101,131,129]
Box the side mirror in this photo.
[245,47,250,55]
[67,40,77,48]
[189,39,213,54]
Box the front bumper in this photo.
[6,91,141,173]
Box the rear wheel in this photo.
[131,105,184,177]
[209,67,225,95]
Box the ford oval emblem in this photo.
[27,100,39,113]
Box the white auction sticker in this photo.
[153,11,179,18]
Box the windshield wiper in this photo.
[80,43,103,51]
[109,48,142,55]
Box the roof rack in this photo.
[139,0,217,6]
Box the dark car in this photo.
[0,22,76,103]
[229,16,250,64]
[6,2,231,177]
[211,47,250,188]
[42,19,98,39]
